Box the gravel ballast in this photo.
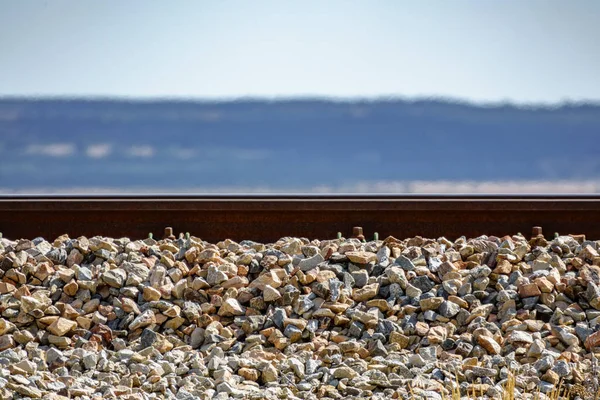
[1,232,600,399]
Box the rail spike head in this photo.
[532,226,543,238]
[352,226,365,242]
[164,227,175,240]
[337,232,342,240]
[148,232,153,239]
[373,232,379,241]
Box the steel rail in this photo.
[1,195,600,242]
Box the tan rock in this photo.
[20,296,44,313]
[164,316,185,330]
[493,259,512,274]
[323,302,350,313]
[121,297,141,314]
[76,317,92,329]
[249,270,282,290]
[366,299,391,311]
[0,318,16,335]
[312,308,336,318]
[6,383,42,398]
[263,285,281,302]
[222,276,248,289]
[448,295,469,309]
[518,283,541,298]
[478,335,502,355]
[420,297,444,311]
[389,331,409,348]
[283,318,307,331]
[82,298,100,314]
[0,335,14,350]
[261,363,278,383]
[13,330,34,345]
[507,330,533,344]
[415,321,430,336]
[428,325,447,344]
[129,310,156,330]
[339,340,361,353]
[63,280,79,296]
[155,337,174,353]
[48,335,71,347]
[47,317,77,336]
[352,283,379,302]
[542,370,560,384]
[352,310,378,325]
[218,298,246,316]
[34,262,55,282]
[333,366,358,379]
[534,277,554,293]
[0,282,16,294]
[581,245,599,261]
[38,316,59,326]
[61,304,80,320]
[143,286,162,301]
[163,305,180,318]
[585,330,600,350]
[346,251,377,264]
[14,285,31,300]
[239,367,260,381]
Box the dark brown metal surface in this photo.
[1,195,600,243]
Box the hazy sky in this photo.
[1,1,599,103]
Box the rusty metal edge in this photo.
[2,195,600,242]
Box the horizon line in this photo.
[1,94,600,109]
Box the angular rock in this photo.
[47,318,77,337]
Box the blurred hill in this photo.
[1,98,599,192]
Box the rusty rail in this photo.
[1,195,600,242]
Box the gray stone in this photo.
[412,276,435,292]
[77,266,93,280]
[297,254,324,271]
[552,360,571,377]
[140,328,158,348]
[351,270,369,288]
[394,255,415,271]
[439,300,460,318]
[405,283,422,298]
[369,340,388,357]
[102,268,126,288]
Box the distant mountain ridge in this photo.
[1,98,599,191]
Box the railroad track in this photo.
[2,194,600,242]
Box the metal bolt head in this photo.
[164,227,175,240]
[352,226,365,241]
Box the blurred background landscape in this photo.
[1,1,599,194]
[1,98,600,193]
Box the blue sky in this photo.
[1,0,599,103]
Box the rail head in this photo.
[1,194,600,242]
[1,195,600,213]
[2,193,600,201]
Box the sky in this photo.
[1,0,599,103]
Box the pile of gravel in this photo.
[0,231,600,399]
